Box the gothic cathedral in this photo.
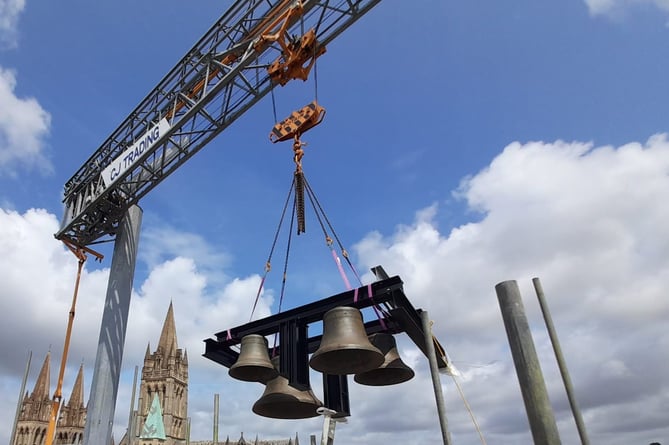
[13,303,188,445]
[134,301,189,444]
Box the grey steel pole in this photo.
[83,205,143,444]
[532,278,590,445]
[420,310,452,445]
[495,280,561,445]
[187,417,191,445]
[127,365,139,445]
[214,393,220,444]
[11,350,32,445]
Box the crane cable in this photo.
[248,178,296,322]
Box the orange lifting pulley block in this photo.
[268,28,326,86]
[270,101,326,143]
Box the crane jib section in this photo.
[56,0,382,247]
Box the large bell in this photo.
[252,357,323,419]
[309,306,384,375]
[229,334,278,383]
[353,333,415,386]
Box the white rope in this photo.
[437,341,487,445]
[450,373,487,445]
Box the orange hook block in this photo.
[269,101,326,143]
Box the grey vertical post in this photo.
[214,393,220,444]
[420,310,452,445]
[11,351,32,445]
[83,205,143,444]
[495,280,561,445]
[532,278,590,445]
[127,365,139,445]
[186,417,191,445]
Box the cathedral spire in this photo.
[157,301,178,357]
[32,351,50,398]
[68,363,85,408]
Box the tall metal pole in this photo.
[127,365,139,445]
[214,393,220,445]
[420,310,452,445]
[83,205,143,444]
[10,351,32,445]
[532,278,590,445]
[495,280,561,445]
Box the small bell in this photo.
[252,357,323,419]
[354,333,415,386]
[229,334,278,383]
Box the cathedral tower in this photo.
[136,302,189,444]
[54,364,87,444]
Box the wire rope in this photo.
[248,175,296,321]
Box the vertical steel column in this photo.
[532,278,590,445]
[127,365,138,445]
[214,393,220,445]
[83,205,143,444]
[495,280,561,445]
[11,351,32,445]
[322,374,350,417]
[420,310,452,445]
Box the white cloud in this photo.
[2,133,669,444]
[0,208,276,444]
[0,0,25,48]
[352,134,669,444]
[584,0,669,17]
[0,67,52,175]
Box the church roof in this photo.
[32,351,50,398]
[157,301,178,357]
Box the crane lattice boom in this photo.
[57,0,381,247]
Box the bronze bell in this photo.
[354,333,415,386]
[310,306,384,375]
[229,334,278,383]
[252,357,323,419]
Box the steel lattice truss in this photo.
[56,0,381,246]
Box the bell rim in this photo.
[228,365,279,383]
[252,393,323,419]
[353,366,416,386]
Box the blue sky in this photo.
[1,0,669,444]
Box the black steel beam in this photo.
[203,275,448,370]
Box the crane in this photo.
[55,0,381,248]
[49,0,385,443]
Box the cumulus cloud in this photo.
[351,134,669,444]
[584,0,669,18]
[0,209,275,444]
[0,67,52,175]
[2,134,669,444]
[0,0,25,48]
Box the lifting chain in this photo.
[293,135,307,234]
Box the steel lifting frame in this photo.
[203,269,448,416]
[56,0,382,247]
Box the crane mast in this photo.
[56,0,381,247]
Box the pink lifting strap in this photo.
[331,248,352,290]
